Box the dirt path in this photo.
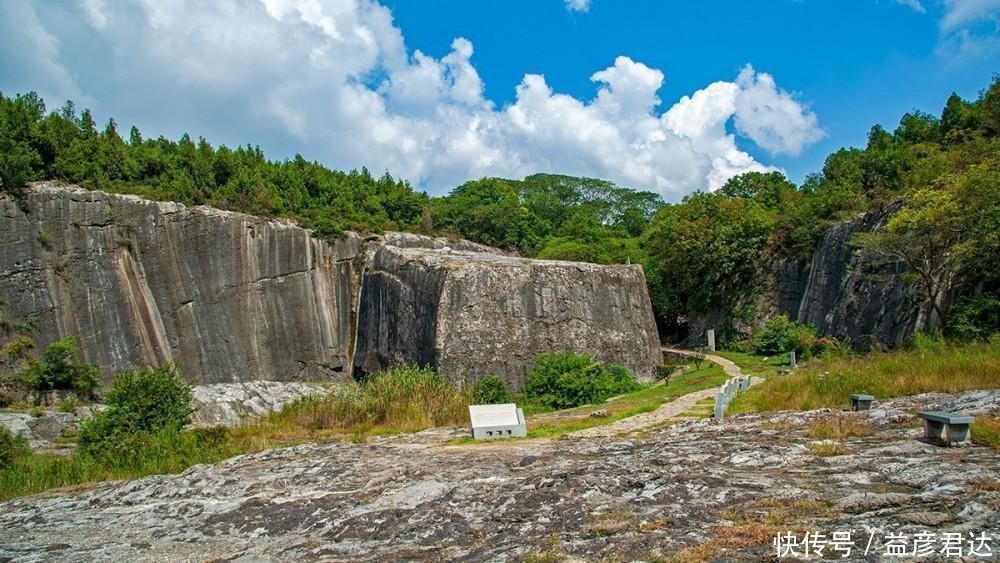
[567,347,760,438]
[662,347,744,379]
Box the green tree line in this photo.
[2,76,998,342]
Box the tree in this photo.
[854,187,968,331]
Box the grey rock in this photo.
[190,381,328,427]
[354,245,662,388]
[0,412,32,438]
[1,183,362,385]
[0,390,996,562]
[1,184,661,388]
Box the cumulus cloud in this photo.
[894,0,926,13]
[0,0,824,199]
[565,0,591,13]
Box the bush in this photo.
[79,364,192,459]
[0,427,28,469]
[471,375,512,404]
[947,295,1000,341]
[753,315,819,358]
[524,352,642,409]
[18,337,99,398]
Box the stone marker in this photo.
[850,393,874,411]
[917,411,975,445]
[789,350,797,368]
[706,329,716,352]
[469,403,526,440]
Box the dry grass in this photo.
[807,441,851,457]
[730,339,1000,413]
[805,413,875,440]
[231,365,471,447]
[971,416,1000,451]
[670,497,831,562]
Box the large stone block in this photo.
[353,245,662,389]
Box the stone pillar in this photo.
[789,350,797,368]
[706,329,716,352]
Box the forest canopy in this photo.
[2,75,998,342]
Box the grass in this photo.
[713,350,788,378]
[670,497,832,562]
[0,428,236,501]
[971,416,1000,451]
[521,363,726,438]
[804,413,875,440]
[729,339,1000,413]
[807,441,851,457]
[231,365,471,448]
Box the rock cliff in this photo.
[1,184,362,384]
[354,245,662,387]
[0,184,661,387]
[689,203,925,349]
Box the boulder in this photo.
[354,245,662,389]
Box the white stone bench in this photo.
[469,403,526,440]
[917,411,975,445]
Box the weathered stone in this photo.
[1,184,662,390]
[0,389,997,562]
[190,381,328,427]
[0,184,361,384]
[353,245,662,388]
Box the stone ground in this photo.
[1,390,998,562]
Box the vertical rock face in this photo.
[354,245,662,389]
[1,184,360,384]
[687,202,923,349]
[794,202,923,347]
[1,184,662,387]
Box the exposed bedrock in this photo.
[1,184,662,387]
[354,245,663,389]
[1,184,361,384]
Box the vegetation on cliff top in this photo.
[4,77,998,344]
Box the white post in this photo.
[706,329,716,352]
[790,350,797,368]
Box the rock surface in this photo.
[1,184,661,387]
[1,390,997,561]
[190,381,329,427]
[354,245,662,387]
[1,183,361,384]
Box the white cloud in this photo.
[894,0,926,13]
[0,0,825,199]
[936,0,1000,61]
[565,0,591,13]
[941,0,1000,31]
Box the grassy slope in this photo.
[729,339,1000,414]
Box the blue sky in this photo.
[1,0,997,199]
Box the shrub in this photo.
[18,337,99,398]
[752,315,819,358]
[524,352,641,409]
[79,364,192,459]
[0,427,28,469]
[471,375,512,404]
[947,295,1000,341]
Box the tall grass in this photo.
[240,365,472,441]
[730,339,1000,413]
[0,428,235,501]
